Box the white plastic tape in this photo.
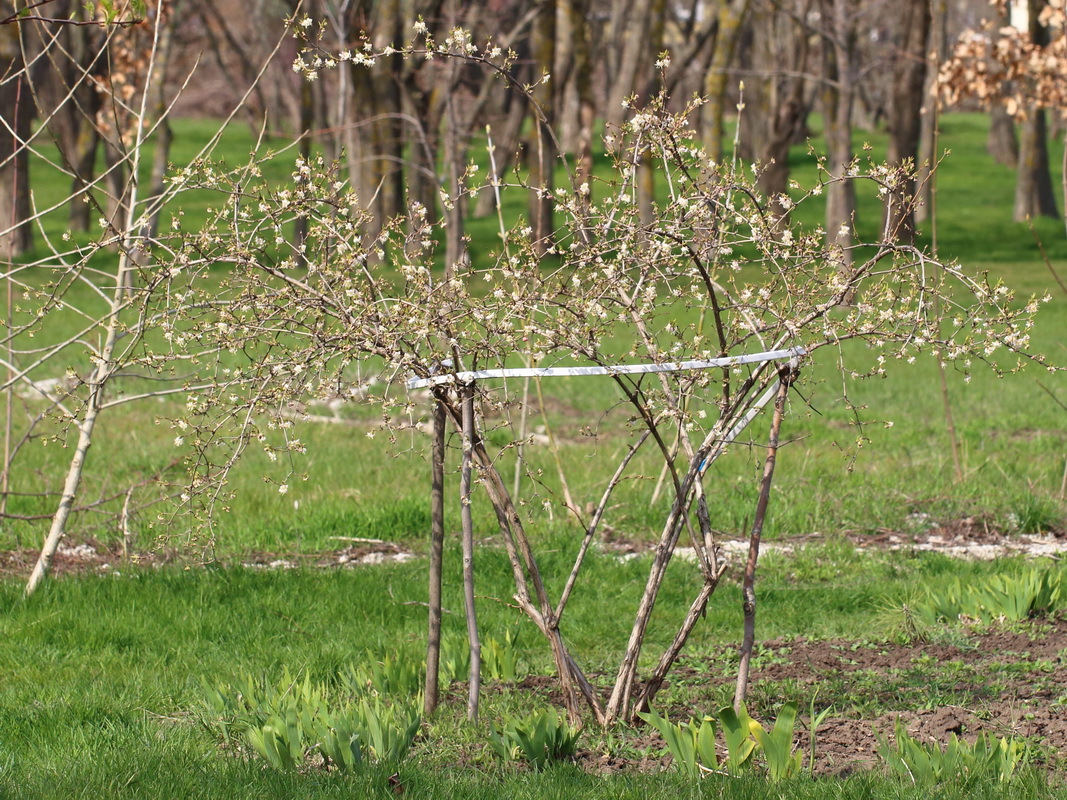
[407,346,806,389]
[698,353,802,472]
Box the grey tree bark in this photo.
[1013,0,1059,221]
[604,0,651,131]
[750,0,811,219]
[701,0,752,164]
[145,2,181,239]
[988,106,1019,167]
[0,15,33,260]
[1014,108,1059,221]
[819,0,857,270]
[559,0,594,186]
[984,0,1020,169]
[884,0,931,243]
[528,0,557,253]
[916,0,947,223]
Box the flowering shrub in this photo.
[144,25,1053,723]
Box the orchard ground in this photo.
[0,113,1066,797]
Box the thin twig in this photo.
[1037,382,1067,413]
[403,600,453,615]
[1027,218,1067,297]
[554,430,652,626]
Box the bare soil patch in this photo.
[0,538,414,578]
[5,517,1063,581]
[605,522,1067,562]
[663,619,1067,775]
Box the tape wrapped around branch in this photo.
[407,346,806,389]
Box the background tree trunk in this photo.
[884,0,931,243]
[819,0,857,268]
[528,0,557,252]
[399,0,446,225]
[473,83,528,218]
[24,6,105,233]
[701,0,751,164]
[635,0,666,227]
[561,0,594,186]
[604,0,647,131]
[371,0,404,226]
[987,106,1019,167]
[1014,107,1059,221]
[1013,0,1059,221]
[753,0,811,218]
[145,2,181,239]
[0,17,34,260]
[916,0,947,223]
[984,0,1019,168]
[68,106,103,233]
[733,7,762,163]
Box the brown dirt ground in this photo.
[437,620,1067,776]
[752,621,1067,775]
[640,618,1067,776]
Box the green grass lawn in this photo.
[1,545,1064,798]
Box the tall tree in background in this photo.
[604,0,653,131]
[636,0,666,226]
[558,0,594,184]
[0,7,34,259]
[1013,0,1058,221]
[987,104,1020,166]
[818,0,857,267]
[529,0,556,250]
[985,0,1019,166]
[370,0,405,229]
[87,2,175,236]
[24,2,108,233]
[740,0,812,217]
[916,0,947,224]
[701,0,751,163]
[473,2,539,219]
[330,0,406,234]
[941,0,1065,229]
[192,0,286,126]
[143,0,183,238]
[399,0,448,224]
[884,0,931,242]
[659,0,723,101]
